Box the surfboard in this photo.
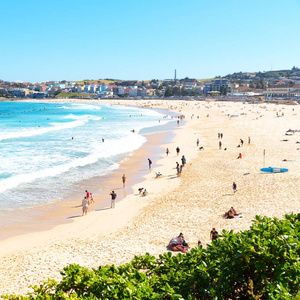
[260,167,288,173]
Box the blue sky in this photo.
[1,0,299,82]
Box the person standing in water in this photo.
[122,174,126,187]
[148,158,152,170]
[110,191,117,208]
[82,196,88,216]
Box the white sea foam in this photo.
[0,101,170,211]
[62,114,101,121]
[0,120,86,141]
[0,134,146,193]
[70,103,102,110]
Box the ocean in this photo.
[0,101,169,214]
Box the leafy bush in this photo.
[3,214,300,299]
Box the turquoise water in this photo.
[0,101,169,212]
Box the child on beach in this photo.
[82,196,88,216]
[89,193,94,204]
[233,182,237,194]
[155,172,162,178]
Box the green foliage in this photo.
[55,92,94,99]
[0,89,13,98]
[3,214,300,299]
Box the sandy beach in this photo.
[0,99,300,296]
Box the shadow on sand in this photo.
[95,207,111,212]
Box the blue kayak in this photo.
[260,167,288,173]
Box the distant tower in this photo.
[174,69,177,81]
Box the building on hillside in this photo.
[263,85,300,98]
[118,86,125,95]
[229,87,264,97]
[8,88,30,97]
[180,78,197,87]
[211,79,229,94]
[203,84,212,95]
[29,91,47,99]
[84,85,91,93]
[129,89,138,97]
[124,88,131,96]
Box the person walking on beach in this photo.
[181,155,186,167]
[85,190,90,201]
[166,148,169,156]
[110,190,117,208]
[233,182,237,194]
[122,174,126,187]
[240,139,244,147]
[196,138,199,147]
[219,141,222,150]
[176,147,180,156]
[248,137,251,144]
[89,193,94,204]
[82,196,88,216]
[221,133,223,139]
[148,158,152,170]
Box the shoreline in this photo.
[0,101,178,241]
[0,99,299,295]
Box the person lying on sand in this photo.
[199,146,204,150]
[224,207,242,219]
[155,172,162,178]
[168,233,190,253]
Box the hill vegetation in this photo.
[225,67,300,81]
[75,79,121,86]
[2,213,300,299]
[0,89,13,98]
[55,92,95,99]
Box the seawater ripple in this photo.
[0,101,168,211]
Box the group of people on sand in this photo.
[168,229,221,253]
[82,190,95,216]
[175,152,187,177]
[138,187,148,197]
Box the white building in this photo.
[118,86,125,95]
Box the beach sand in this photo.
[0,99,299,295]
